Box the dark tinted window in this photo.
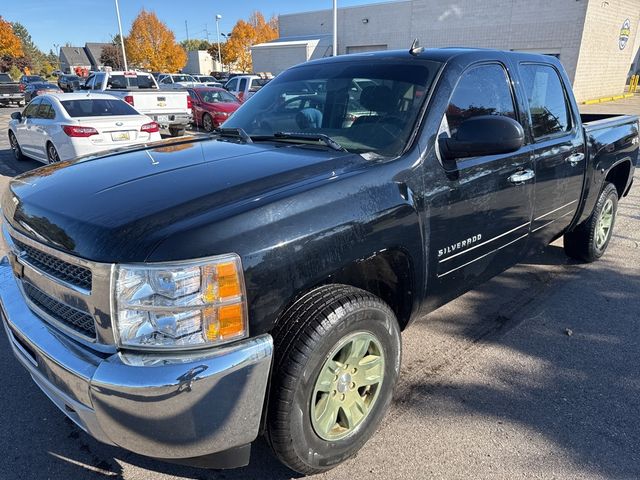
[0,73,12,82]
[520,64,570,139]
[107,74,156,89]
[36,99,55,120]
[23,99,41,117]
[239,78,248,92]
[61,99,139,117]
[445,64,515,135]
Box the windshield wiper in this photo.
[215,127,253,144]
[273,132,347,152]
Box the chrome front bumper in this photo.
[0,257,273,464]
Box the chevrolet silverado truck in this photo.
[0,73,25,107]
[81,70,192,137]
[1,48,636,474]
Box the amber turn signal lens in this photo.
[216,262,241,299]
[218,304,245,338]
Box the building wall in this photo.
[252,44,311,74]
[183,51,221,75]
[572,0,640,101]
[279,0,588,81]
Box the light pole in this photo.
[114,0,128,71]
[332,0,338,56]
[215,14,222,71]
[221,33,231,72]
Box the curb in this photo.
[582,93,635,105]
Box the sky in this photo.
[1,0,393,53]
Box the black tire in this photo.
[266,284,402,475]
[46,142,60,163]
[564,182,618,262]
[169,126,186,137]
[202,113,214,132]
[8,131,25,161]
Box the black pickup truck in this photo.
[0,73,24,107]
[1,48,636,474]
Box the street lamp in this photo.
[114,0,128,70]
[215,14,222,70]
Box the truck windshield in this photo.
[223,60,441,157]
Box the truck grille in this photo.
[13,238,92,291]
[22,282,96,339]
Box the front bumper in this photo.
[0,257,272,465]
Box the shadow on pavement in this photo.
[395,247,640,478]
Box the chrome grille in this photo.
[22,282,96,338]
[12,238,92,291]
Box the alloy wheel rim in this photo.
[203,115,213,132]
[10,134,18,157]
[595,198,614,250]
[49,145,59,163]
[311,331,385,441]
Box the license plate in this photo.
[156,115,169,123]
[111,131,131,141]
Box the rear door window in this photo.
[444,64,516,136]
[36,99,56,120]
[239,78,248,93]
[519,64,571,139]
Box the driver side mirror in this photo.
[11,112,22,121]
[441,115,524,160]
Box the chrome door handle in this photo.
[509,169,535,185]
[566,152,585,166]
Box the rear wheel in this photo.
[169,126,185,137]
[46,142,60,163]
[9,131,25,161]
[202,113,214,132]
[564,182,618,262]
[266,284,401,475]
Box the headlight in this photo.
[113,254,247,350]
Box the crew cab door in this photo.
[428,62,534,301]
[517,63,585,244]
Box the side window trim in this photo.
[519,62,575,143]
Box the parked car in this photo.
[7,93,161,163]
[187,87,241,131]
[0,49,636,475]
[23,82,62,102]
[0,72,24,107]
[82,70,192,136]
[157,73,199,90]
[224,74,271,102]
[18,74,45,91]
[192,75,223,87]
[57,74,81,92]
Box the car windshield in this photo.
[32,83,58,89]
[199,89,239,103]
[197,76,216,82]
[61,99,139,117]
[107,74,156,89]
[172,75,195,83]
[25,76,44,82]
[223,59,441,157]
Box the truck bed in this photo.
[581,113,638,131]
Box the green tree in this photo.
[180,39,210,52]
[11,22,44,71]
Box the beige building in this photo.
[252,0,640,102]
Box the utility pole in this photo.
[332,0,338,57]
[114,0,128,70]
[185,20,190,43]
[215,14,223,70]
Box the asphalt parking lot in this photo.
[0,104,639,479]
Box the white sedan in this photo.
[8,93,162,164]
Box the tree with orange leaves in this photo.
[226,12,278,73]
[125,10,186,72]
[0,16,24,58]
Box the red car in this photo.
[187,87,241,132]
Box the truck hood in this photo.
[3,137,367,262]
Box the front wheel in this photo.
[564,182,618,262]
[266,285,401,475]
[202,113,214,132]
